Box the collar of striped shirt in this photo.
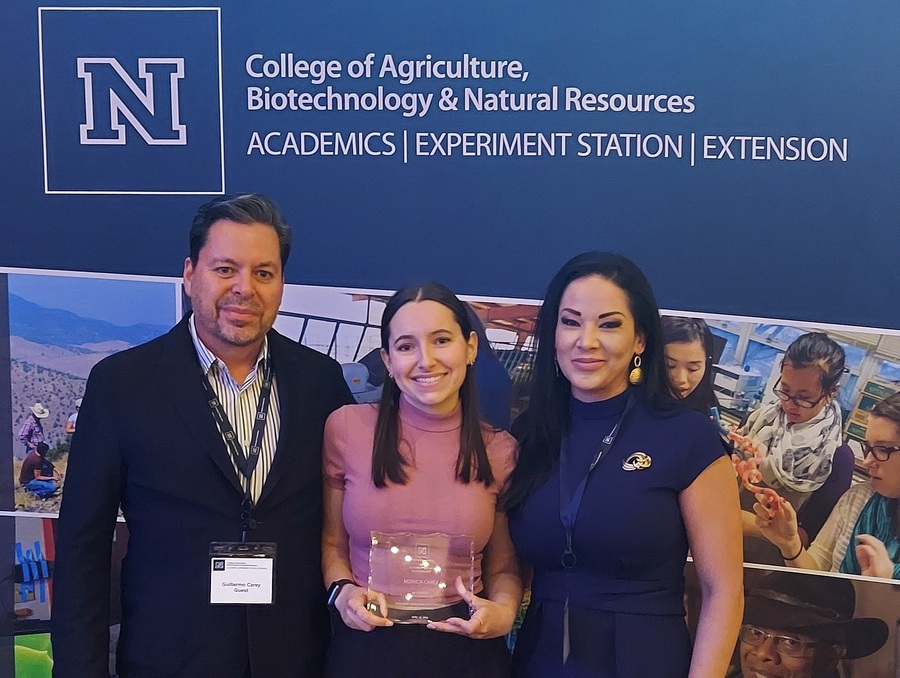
[188,314,270,391]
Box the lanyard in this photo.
[199,357,275,541]
[558,393,634,569]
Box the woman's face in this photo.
[863,415,900,499]
[777,363,829,425]
[381,300,477,416]
[554,275,645,402]
[665,339,707,399]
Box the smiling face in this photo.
[554,275,645,403]
[381,300,477,416]
[863,415,900,499]
[665,339,707,399]
[739,627,840,678]
[777,362,829,425]
[183,219,283,361]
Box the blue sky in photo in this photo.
[8,274,176,327]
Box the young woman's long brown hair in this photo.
[372,282,495,488]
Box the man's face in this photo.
[739,625,841,678]
[183,219,283,359]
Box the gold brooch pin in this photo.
[622,452,652,471]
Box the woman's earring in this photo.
[628,355,643,385]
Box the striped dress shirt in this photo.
[189,316,280,502]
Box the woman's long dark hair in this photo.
[504,252,674,509]
[661,316,720,415]
[372,282,494,488]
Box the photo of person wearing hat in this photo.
[18,402,49,458]
[729,571,889,678]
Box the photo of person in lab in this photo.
[661,316,720,417]
[734,333,855,564]
[751,391,900,580]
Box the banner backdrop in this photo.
[2,1,899,327]
[3,2,900,677]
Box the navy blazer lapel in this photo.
[257,332,302,506]
[157,318,244,496]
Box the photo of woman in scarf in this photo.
[735,332,855,564]
[752,391,900,580]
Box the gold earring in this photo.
[628,355,643,385]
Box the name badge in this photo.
[209,542,276,605]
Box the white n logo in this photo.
[77,58,186,145]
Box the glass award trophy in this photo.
[367,532,475,624]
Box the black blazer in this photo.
[51,317,353,677]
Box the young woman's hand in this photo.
[426,577,515,639]
[335,583,394,632]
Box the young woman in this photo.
[752,392,900,580]
[505,252,742,677]
[322,282,522,677]
[736,332,846,512]
[661,316,719,416]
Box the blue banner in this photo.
[1,0,898,327]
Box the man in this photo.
[731,570,888,678]
[18,402,49,458]
[52,194,354,677]
[20,442,61,498]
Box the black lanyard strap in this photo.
[199,357,275,539]
[558,393,635,569]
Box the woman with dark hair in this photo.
[753,392,900,580]
[505,252,742,677]
[322,282,521,677]
[662,316,720,416]
[735,332,845,511]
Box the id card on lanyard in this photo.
[557,393,635,662]
[200,357,278,605]
[558,393,635,568]
[209,542,276,604]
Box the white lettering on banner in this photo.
[415,132,571,157]
[464,87,558,112]
[245,54,343,83]
[703,136,848,162]
[247,86,432,118]
[379,53,527,84]
[77,58,186,145]
[565,89,695,114]
[576,133,683,158]
[246,131,397,156]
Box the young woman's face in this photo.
[381,300,477,416]
[554,275,645,402]
[665,339,707,399]
[777,363,829,425]
[863,415,900,499]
